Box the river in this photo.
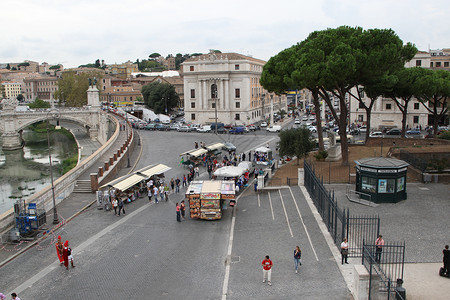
[0,126,78,215]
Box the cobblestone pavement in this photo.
[227,186,351,300]
[326,182,450,263]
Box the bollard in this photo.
[98,167,103,177]
[110,157,114,165]
[114,153,117,161]
[395,279,406,300]
[104,162,109,171]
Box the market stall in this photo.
[254,146,273,165]
[179,148,208,167]
[186,180,235,220]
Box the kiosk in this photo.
[355,157,408,203]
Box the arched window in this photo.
[211,84,218,99]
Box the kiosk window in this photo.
[361,176,377,193]
[379,179,395,193]
[397,177,405,192]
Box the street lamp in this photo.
[46,112,59,225]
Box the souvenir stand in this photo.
[206,143,224,158]
[185,180,235,220]
[254,146,273,165]
[179,148,208,167]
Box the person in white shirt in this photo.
[341,238,349,264]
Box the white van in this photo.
[197,125,211,133]
[266,125,281,133]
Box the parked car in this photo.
[308,126,317,133]
[177,125,191,132]
[369,131,383,138]
[294,119,301,124]
[302,116,308,121]
[247,124,257,131]
[350,128,360,135]
[161,119,171,124]
[145,123,156,130]
[266,125,281,133]
[309,116,315,121]
[216,127,227,134]
[260,122,268,127]
[359,126,367,132]
[406,129,421,135]
[197,125,211,133]
[229,126,245,134]
[222,142,236,152]
[190,124,201,131]
[386,128,402,136]
[170,124,181,131]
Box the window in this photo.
[414,102,419,110]
[413,116,419,123]
[397,177,405,192]
[361,176,377,193]
[436,62,441,67]
[212,102,216,109]
[235,102,240,108]
[235,64,240,70]
[211,84,218,98]
[416,60,421,67]
[358,87,365,98]
[386,103,392,110]
[358,115,364,122]
[191,102,195,109]
[235,88,240,98]
[235,113,240,120]
[190,89,195,98]
[189,66,194,71]
[431,62,434,67]
[359,102,365,108]
[378,179,395,193]
[191,113,195,120]
[445,62,449,67]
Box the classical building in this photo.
[109,61,138,80]
[23,75,58,103]
[1,81,22,99]
[181,51,285,125]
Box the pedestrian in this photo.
[242,152,246,161]
[10,293,20,300]
[63,240,75,270]
[254,180,258,192]
[294,246,302,273]
[248,151,251,161]
[183,175,187,187]
[170,178,175,192]
[164,184,169,201]
[0,293,5,300]
[147,188,152,202]
[112,198,118,214]
[375,235,384,263]
[175,177,180,193]
[194,166,200,177]
[55,235,64,265]
[176,203,181,222]
[262,255,273,286]
[153,185,159,203]
[180,200,186,220]
[443,245,450,276]
[341,238,349,264]
[118,198,125,216]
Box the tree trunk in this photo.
[312,91,324,151]
[433,102,439,136]
[365,110,372,141]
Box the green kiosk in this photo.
[355,157,409,203]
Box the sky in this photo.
[1,0,450,68]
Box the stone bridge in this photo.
[0,87,108,150]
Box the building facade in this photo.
[109,61,138,80]
[181,51,284,125]
[23,75,58,103]
[1,81,22,99]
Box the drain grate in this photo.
[231,256,240,263]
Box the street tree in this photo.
[16,94,24,102]
[386,67,425,137]
[278,127,315,164]
[56,70,103,107]
[29,98,51,108]
[141,81,179,114]
[149,53,161,59]
[415,69,450,136]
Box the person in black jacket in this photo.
[443,245,450,276]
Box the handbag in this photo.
[342,249,348,256]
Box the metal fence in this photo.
[267,177,299,186]
[362,241,406,300]
[304,160,347,246]
[347,215,380,257]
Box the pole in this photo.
[125,110,131,167]
[213,79,218,135]
[46,117,59,225]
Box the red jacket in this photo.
[262,259,273,270]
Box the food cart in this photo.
[186,180,235,220]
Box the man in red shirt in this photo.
[261,255,273,286]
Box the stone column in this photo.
[198,80,203,109]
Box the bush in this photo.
[437,130,450,140]
[314,150,328,161]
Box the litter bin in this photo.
[395,279,406,300]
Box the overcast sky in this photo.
[2,0,449,68]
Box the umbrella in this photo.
[255,146,271,153]
[214,166,245,177]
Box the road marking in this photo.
[10,203,151,295]
[279,190,293,237]
[268,192,275,220]
[257,193,260,207]
[289,187,319,261]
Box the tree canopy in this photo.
[29,98,51,109]
[56,71,103,107]
[141,82,179,114]
[278,127,315,163]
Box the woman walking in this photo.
[341,238,349,264]
[180,200,186,220]
[111,198,118,215]
[294,246,302,273]
[176,203,181,222]
[118,198,125,216]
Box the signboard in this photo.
[201,193,220,200]
[378,179,387,193]
[201,199,220,209]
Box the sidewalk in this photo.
[0,118,142,267]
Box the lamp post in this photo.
[46,113,59,225]
[125,109,131,168]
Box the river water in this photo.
[0,128,78,215]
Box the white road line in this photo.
[289,187,319,261]
[279,190,293,237]
[257,193,260,207]
[268,192,275,220]
[11,203,151,295]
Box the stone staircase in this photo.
[73,180,93,193]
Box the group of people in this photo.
[55,235,75,270]
[340,235,385,264]
[0,293,20,300]
[261,246,303,286]
[175,201,186,222]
